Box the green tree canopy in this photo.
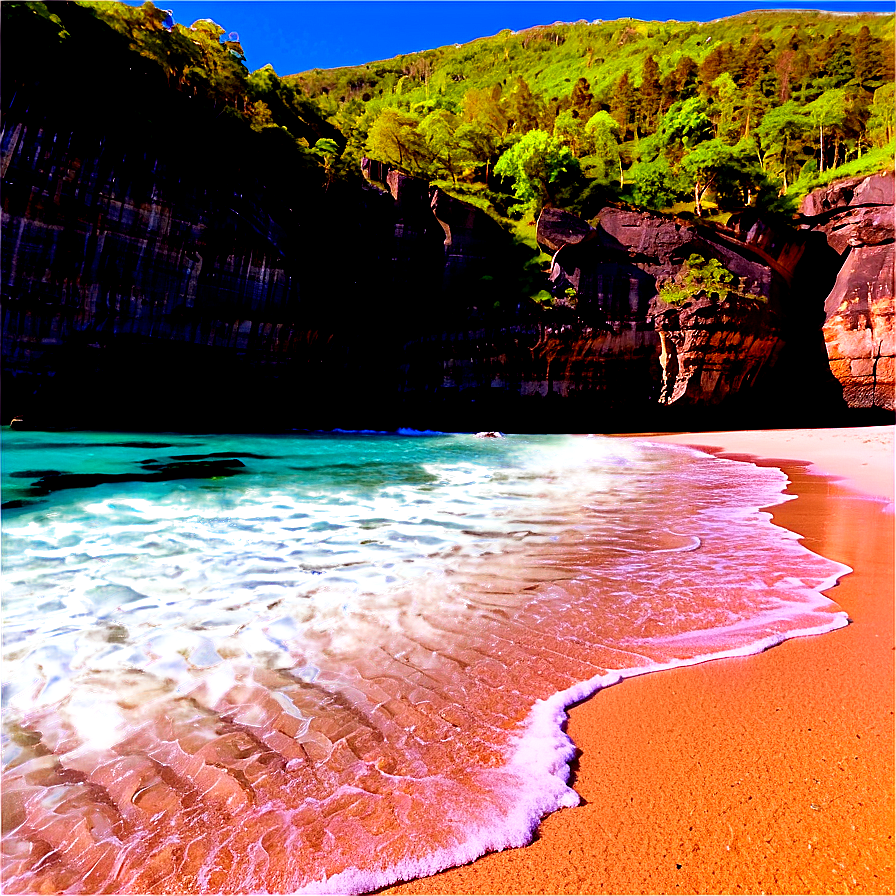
[755,101,813,189]
[658,98,715,160]
[805,88,849,171]
[494,129,580,210]
[680,138,756,216]
[629,157,688,209]
[504,76,544,133]
[553,109,588,156]
[584,111,622,185]
[867,83,896,147]
[366,107,427,172]
[711,73,744,143]
[419,108,476,183]
[460,85,508,138]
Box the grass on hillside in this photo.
[288,10,894,117]
[788,140,896,204]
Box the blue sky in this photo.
[125,1,896,76]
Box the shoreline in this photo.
[385,425,895,895]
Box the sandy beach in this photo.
[386,425,895,895]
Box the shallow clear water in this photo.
[0,431,849,893]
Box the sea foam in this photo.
[0,432,851,894]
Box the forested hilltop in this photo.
[290,9,894,221]
[8,2,893,229]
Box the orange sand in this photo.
[386,426,895,895]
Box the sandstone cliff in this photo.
[799,171,895,411]
[1,99,889,431]
[536,204,842,414]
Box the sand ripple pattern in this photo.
[0,434,848,893]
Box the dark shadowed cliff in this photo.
[1,2,892,432]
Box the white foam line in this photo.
[297,605,851,895]
[298,443,850,891]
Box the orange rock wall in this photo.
[802,171,895,411]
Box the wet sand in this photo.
[386,426,895,895]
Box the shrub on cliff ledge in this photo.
[658,254,758,307]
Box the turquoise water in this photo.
[1,430,849,893]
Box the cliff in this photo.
[2,0,893,432]
[799,171,895,412]
[1,99,889,431]
[536,204,843,416]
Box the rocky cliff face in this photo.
[0,120,519,430]
[537,206,813,409]
[363,165,665,425]
[2,105,888,431]
[0,116,353,429]
[799,171,895,411]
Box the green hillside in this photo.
[290,11,894,108]
[6,1,894,235]
[287,10,895,224]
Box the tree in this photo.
[456,122,502,182]
[657,98,714,162]
[788,46,814,104]
[504,76,544,133]
[569,77,595,120]
[182,18,247,109]
[494,130,580,210]
[366,107,426,172]
[553,109,588,156]
[610,71,637,139]
[755,101,812,189]
[419,108,474,184]
[814,29,855,89]
[867,83,896,147]
[805,88,848,172]
[311,138,341,188]
[680,138,754,216]
[461,85,508,138]
[584,111,622,186]
[711,73,743,143]
[699,43,733,96]
[852,25,884,93]
[661,55,698,108]
[639,55,663,132]
[629,157,688,210]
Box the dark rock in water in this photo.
[26,459,246,496]
[801,170,895,411]
[9,469,64,479]
[112,442,179,449]
[167,451,273,461]
[137,458,246,471]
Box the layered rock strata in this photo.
[538,207,790,407]
[2,115,884,430]
[800,171,895,411]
